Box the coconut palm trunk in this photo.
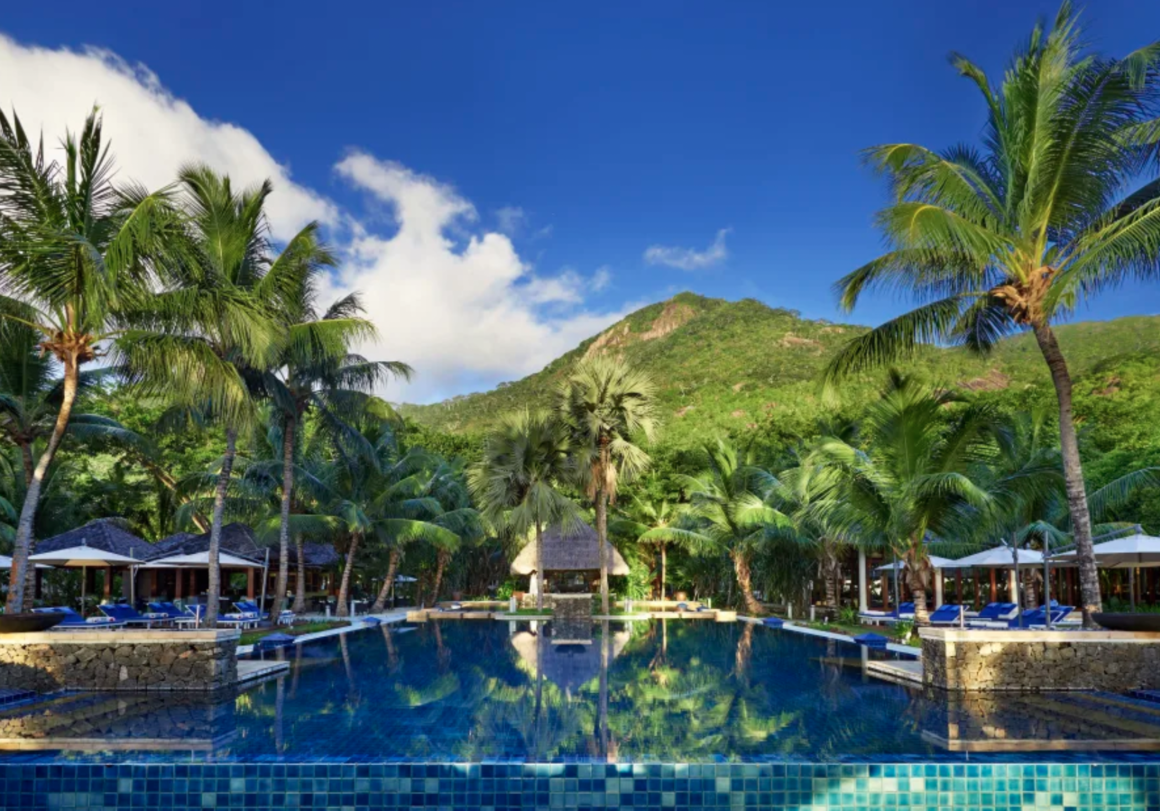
[1032,323,1100,625]
[205,427,238,626]
[432,547,451,603]
[292,535,307,613]
[276,415,295,613]
[336,531,360,617]
[372,550,401,612]
[6,353,78,613]
[659,544,666,600]
[731,551,762,615]
[535,519,545,611]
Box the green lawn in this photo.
[240,621,351,647]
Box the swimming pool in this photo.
[1,619,1159,808]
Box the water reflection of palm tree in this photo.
[382,623,400,672]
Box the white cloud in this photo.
[644,227,731,270]
[0,35,634,403]
[495,205,525,235]
[0,36,336,240]
[592,266,612,292]
[328,153,633,402]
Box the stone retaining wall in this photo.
[0,630,239,693]
[921,627,1160,692]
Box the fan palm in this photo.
[560,356,657,614]
[469,410,577,611]
[0,108,194,611]
[825,5,1160,625]
[260,290,406,612]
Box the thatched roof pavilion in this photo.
[510,522,629,576]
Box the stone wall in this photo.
[0,630,239,693]
[921,627,1160,692]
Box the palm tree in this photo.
[132,165,330,624]
[611,496,683,599]
[560,356,657,614]
[0,108,188,611]
[653,439,793,615]
[260,291,406,613]
[809,373,1000,624]
[825,5,1160,625]
[469,410,577,611]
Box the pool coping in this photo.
[739,614,920,657]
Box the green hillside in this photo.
[400,292,1160,449]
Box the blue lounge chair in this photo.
[927,604,966,625]
[99,603,171,628]
[1026,606,1077,629]
[859,602,915,625]
[33,606,123,629]
[148,602,190,621]
[233,600,269,621]
[170,604,255,629]
[964,603,1018,627]
[854,632,889,650]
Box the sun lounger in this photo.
[233,600,269,621]
[148,602,189,621]
[859,602,915,625]
[99,603,172,628]
[33,606,124,629]
[927,604,967,625]
[171,605,257,629]
[963,603,1018,627]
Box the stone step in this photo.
[0,688,35,707]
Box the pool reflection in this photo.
[2,619,1159,761]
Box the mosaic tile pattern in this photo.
[1,761,1159,810]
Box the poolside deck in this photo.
[237,659,289,684]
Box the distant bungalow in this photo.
[510,522,628,595]
[30,518,339,609]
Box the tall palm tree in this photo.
[560,356,657,614]
[653,439,793,615]
[0,109,189,611]
[469,410,577,611]
[133,165,327,624]
[260,291,406,612]
[809,374,1000,624]
[824,5,1160,625]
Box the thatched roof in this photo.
[510,627,631,692]
[510,522,629,575]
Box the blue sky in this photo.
[3,1,1160,401]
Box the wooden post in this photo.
[104,566,112,599]
[989,568,997,604]
[247,568,255,600]
[956,570,962,604]
[175,569,183,600]
[881,574,890,610]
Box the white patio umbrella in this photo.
[0,555,52,570]
[29,543,139,611]
[941,547,1044,568]
[395,574,418,583]
[1052,531,1160,610]
[146,551,263,568]
[874,556,957,573]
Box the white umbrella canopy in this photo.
[1052,532,1160,568]
[0,555,51,570]
[145,551,263,568]
[29,546,139,566]
[29,544,141,611]
[941,546,1044,568]
[875,556,957,573]
[394,574,418,583]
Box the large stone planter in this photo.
[0,629,240,693]
[920,627,1160,692]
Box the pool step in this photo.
[0,689,35,707]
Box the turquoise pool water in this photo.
[2,619,1160,764]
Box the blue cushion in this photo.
[854,632,889,649]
